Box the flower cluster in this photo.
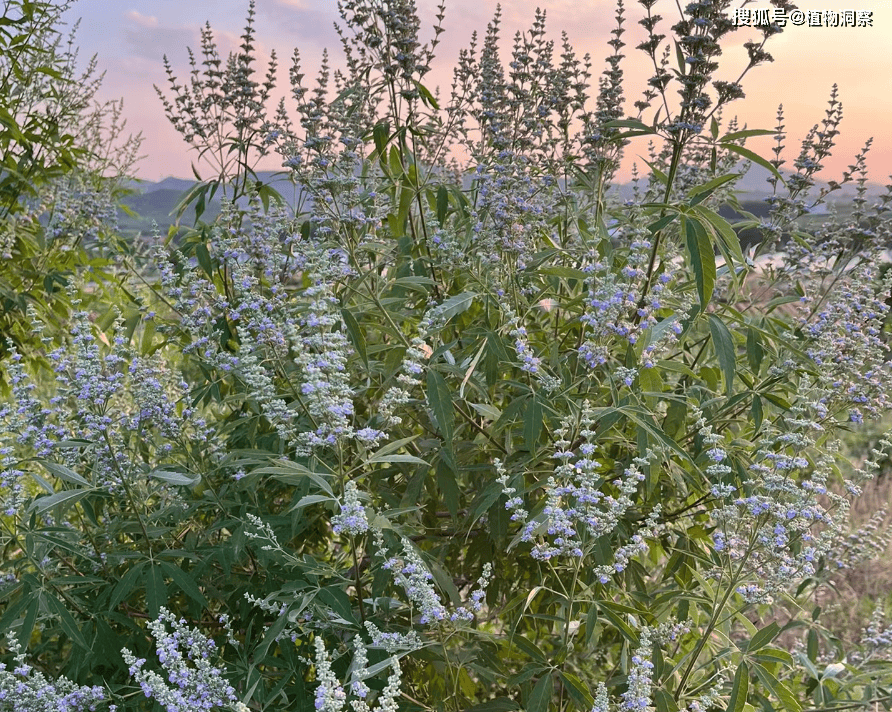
[798,265,892,422]
[377,311,437,427]
[622,626,655,712]
[311,635,401,712]
[578,228,687,370]
[121,608,239,712]
[363,622,422,654]
[373,530,493,627]
[0,301,209,517]
[468,155,557,270]
[500,403,657,569]
[332,479,370,536]
[709,407,850,602]
[0,632,108,712]
[450,563,494,622]
[379,535,448,625]
[857,606,892,661]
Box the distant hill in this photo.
[117,165,887,239]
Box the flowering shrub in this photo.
[3,1,892,712]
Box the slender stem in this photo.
[674,535,757,701]
[102,429,153,557]
[635,140,684,324]
[350,534,367,625]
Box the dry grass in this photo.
[815,473,892,646]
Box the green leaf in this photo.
[524,395,543,452]
[654,689,680,712]
[617,406,693,466]
[720,128,777,142]
[726,661,749,712]
[748,622,781,652]
[160,561,208,607]
[540,266,590,280]
[372,121,390,153]
[30,488,91,514]
[39,460,89,487]
[559,671,594,709]
[721,143,785,185]
[368,453,429,466]
[584,602,599,647]
[708,315,736,395]
[595,601,639,643]
[396,184,412,236]
[46,594,88,650]
[17,597,39,649]
[692,205,746,273]
[341,308,368,369]
[290,494,335,511]
[674,40,686,75]
[686,174,740,200]
[460,340,487,399]
[638,365,663,408]
[684,216,716,312]
[254,610,289,662]
[436,185,449,224]
[388,145,402,179]
[145,564,166,619]
[807,629,819,662]
[107,563,146,611]
[317,586,356,625]
[753,663,801,712]
[603,118,653,131]
[642,159,669,187]
[149,470,200,486]
[751,395,763,432]
[435,292,477,323]
[764,295,800,312]
[369,435,420,458]
[647,213,678,235]
[437,458,460,518]
[526,674,553,712]
[172,180,211,222]
[753,647,794,666]
[255,459,334,495]
[195,242,213,277]
[746,328,764,374]
[426,370,454,446]
[512,634,548,663]
[466,699,521,712]
[414,80,440,109]
[469,402,502,421]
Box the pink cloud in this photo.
[126,9,158,29]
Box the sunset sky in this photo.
[59,0,891,187]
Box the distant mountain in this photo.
[118,171,297,235]
[118,165,887,238]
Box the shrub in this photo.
[0,0,142,375]
[2,1,892,712]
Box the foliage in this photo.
[0,0,143,372]
[3,1,892,712]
